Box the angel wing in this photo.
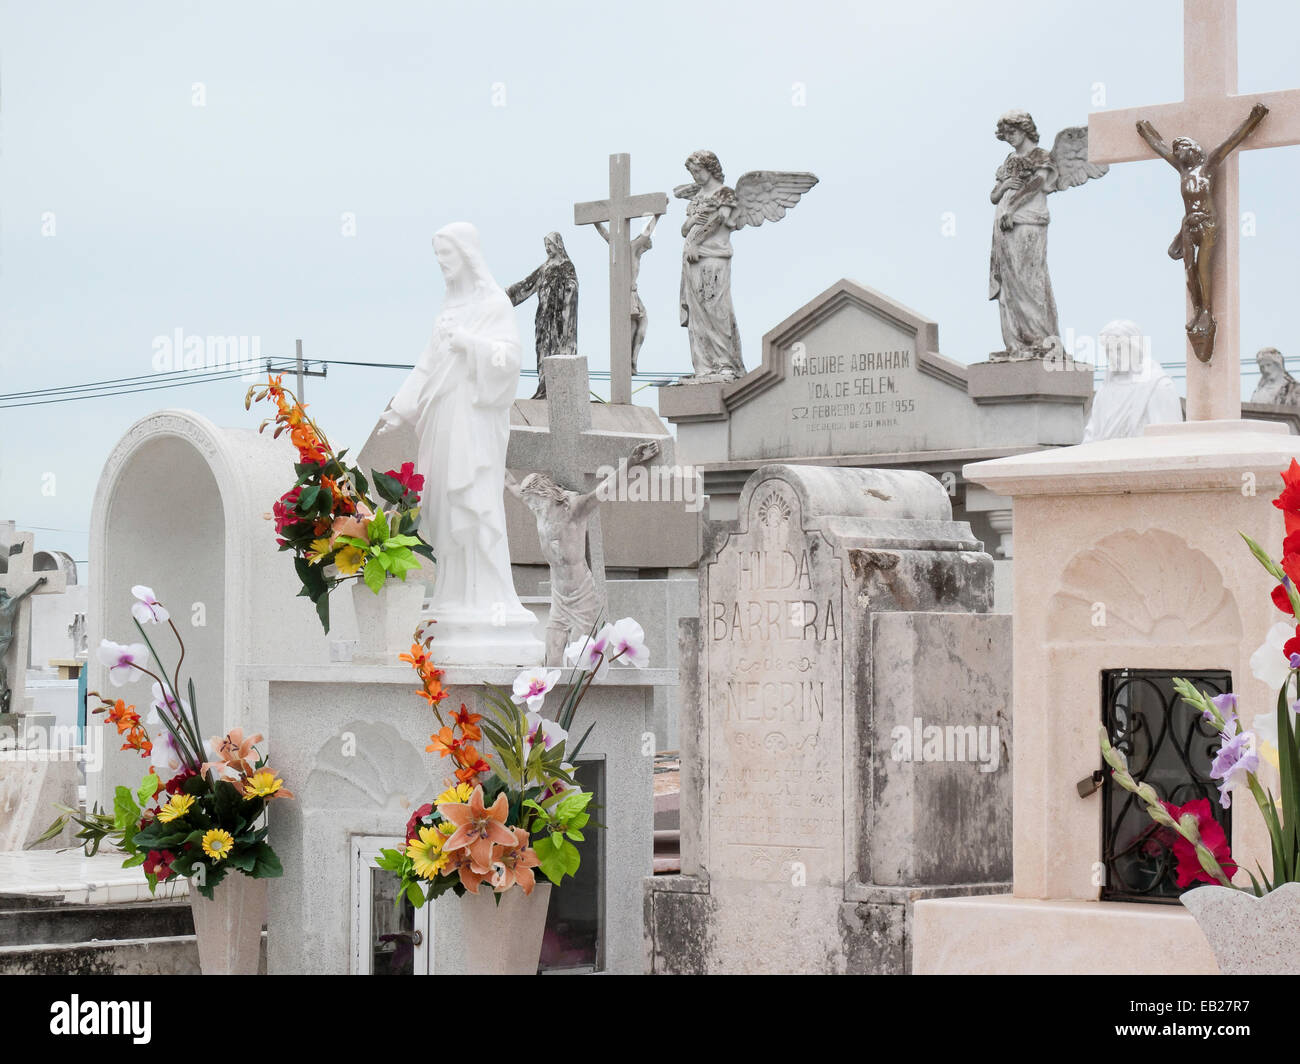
[732,171,819,229]
[1048,127,1108,193]
[673,182,701,200]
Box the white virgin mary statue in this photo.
[379,222,544,665]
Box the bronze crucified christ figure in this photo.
[1135,102,1268,363]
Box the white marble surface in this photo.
[0,849,188,904]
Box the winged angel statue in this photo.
[674,150,817,382]
[988,111,1107,360]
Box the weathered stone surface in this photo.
[645,464,1012,973]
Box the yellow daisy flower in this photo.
[306,537,332,564]
[242,770,285,800]
[201,828,235,861]
[406,826,449,879]
[435,781,473,806]
[157,793,195,823]
[334,545,365,576]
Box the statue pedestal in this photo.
[420,605,544,667]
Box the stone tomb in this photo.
[251,662,676,974]
[913,421,1293,974]
[657,279,1092,553]
[645,464,1011,974]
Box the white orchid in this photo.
[511,668,561,712]
[130,585,169,625]
[525,711,568,751]
[563,632,612,680]
[605,617,649,668]
[97,639,149,686]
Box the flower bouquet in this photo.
[41,586,293,902]
[1097,460,1300,972]
[375,618,650,910]
[245,374,433,633]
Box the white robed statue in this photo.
[380,222,543,665]
[1081,320,1184,444]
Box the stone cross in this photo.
[1088,0,1300,422]
[0,528,66,715]
[574,154,668,406]
[507,355,661,601]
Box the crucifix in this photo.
[1088,0,1300,422]
[506,355,666,656]
[574,154,669,406]
[0,528,66,715]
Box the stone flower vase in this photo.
[457,883,552,975]
[189,873,267,975]
[1180,881,1300,974]
[352,578,425,665]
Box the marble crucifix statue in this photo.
[0,530,66,714]
[506,354,666,664]
[1089,0,1300,421]
[574,154,669,405]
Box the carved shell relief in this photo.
[1047,529,1240,645]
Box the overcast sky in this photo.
[3,0,1300,568]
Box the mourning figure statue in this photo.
[989,110,1108,360]
[1251,347,1300,406]
[1135,103,1269,363]
[506,232,579,399]
[507,439,659,665]
[675,150,817,383]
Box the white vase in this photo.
[1180,881,1300,974]
[189,873,267,975]
[352,578,425,665]
[456,883,552,975]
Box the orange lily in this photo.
[491,827,540,895]
[451,705,482,742]
[427,726,461,758]
[438,785,517,871]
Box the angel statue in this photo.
[989,111,1108,360]
[1136,103,1269,363]
[673,150,817,383]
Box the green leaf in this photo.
[368,508,390,544]
[113,787,141,833]
[1241,532,1287,582]
[371,470,406,505]
[404,880,427,909]
[137,773,161,807]
[250,842,284,879]
[298,484,321,511]
[363,558,387,593]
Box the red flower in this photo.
[143,849,176,881]
[165,768,197,795]
[272,486,304,535]
[1285,625,1300,662]
[1274,582,1296,616]
[385,462,425,499]
[1159,798,1237,888]
[1274,460,1300,535]
[404,803,434,845]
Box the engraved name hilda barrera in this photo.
[707,484,843,883]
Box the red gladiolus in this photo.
[1159,798,1237,888]
[1273,583,1295,616]
[1274,460,1300,535]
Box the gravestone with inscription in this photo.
[644,464,1012,974]
[657,279,1092,606]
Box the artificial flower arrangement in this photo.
[245,374,433,632]
[1099,459,1300,895]
[40,587,292,899]
[375,617,650,905]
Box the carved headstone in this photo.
[645,464,1012,973]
